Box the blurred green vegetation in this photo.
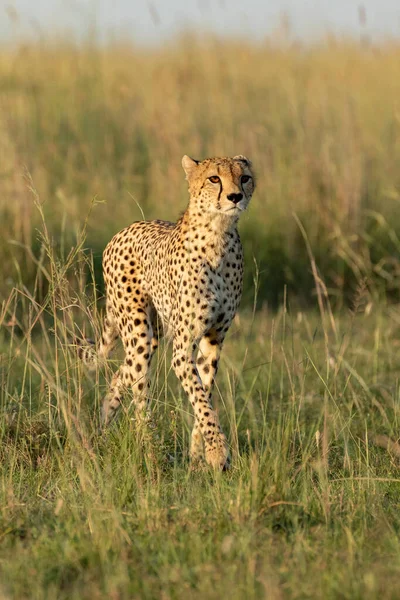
[1,38,400,310]
[2,36,400,599]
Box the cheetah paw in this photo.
[205,444,230,471]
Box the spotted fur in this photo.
[79,155,255,470]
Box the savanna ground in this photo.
[1,36,400,599]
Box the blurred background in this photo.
[3,1,400,44]
[1,0,400,309]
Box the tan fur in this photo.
[79,155,255,470]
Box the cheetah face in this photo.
[182,155,255,218]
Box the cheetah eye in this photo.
[241,175,251,184]
[208,176,221,184]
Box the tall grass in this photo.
[1,198,400,598]
[0,195,400,599]
[1,37,400,307]
[2,37,400,598]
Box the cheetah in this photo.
[79,155,255,470]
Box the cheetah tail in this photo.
[73,337,102,371]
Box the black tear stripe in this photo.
[216,182,222,210]
[235,163,247,198]
[228,162,238,199]
[216,165,222,210]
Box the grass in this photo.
[1,37,400,306]
[1,35,400,598]
[1,201,400,599]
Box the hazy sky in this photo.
[2,0,400,44]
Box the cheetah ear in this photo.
[182,155,199,179]
[234,155,252,167]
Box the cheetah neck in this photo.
[180,208,239,268]
[183,206,239,233]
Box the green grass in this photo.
[1,206,400,599]
[2,36,400,598]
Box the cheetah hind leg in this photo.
[101,308,155,427]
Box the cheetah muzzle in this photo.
[78,154,256,470]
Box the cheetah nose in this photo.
[227,192,243,204]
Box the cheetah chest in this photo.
[172,243,243,334]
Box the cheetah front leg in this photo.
[172,331,229,470]
[191,330,224,463]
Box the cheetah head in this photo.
[182,155,255,218]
